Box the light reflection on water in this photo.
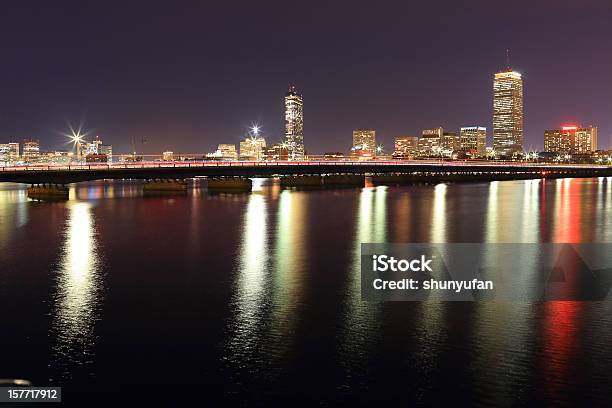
[268,190,306,348]
[50,201,103,383]
[338,186,386,386]
[1,177,612,404]
[227,193,269,366]
[0,185,28,250]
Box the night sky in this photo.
[0,1,610,154]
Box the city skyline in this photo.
[0,64,608,156]
[0,1,610,154]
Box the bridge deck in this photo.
[0,160,610,184]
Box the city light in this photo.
[250,124,260,136]
[62,122,89,147]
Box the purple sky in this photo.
[0,0,610,154]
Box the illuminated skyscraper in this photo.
[352,129,376,156]
[284,86,304,160]
[493,70,523,155]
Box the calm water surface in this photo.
[1,178,612,405]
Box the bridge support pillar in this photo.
[143,179,188,192]
[27,183,69,200]
[207,177,252,192]
[371,174,416,185]
[280,175,323,188]
[323,175,365,187]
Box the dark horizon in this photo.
[0,0,610,154]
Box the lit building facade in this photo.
[8,143,19,162]
[162,151,174,161]
[284,86,304,160]
[88,136,103,154]
[21,139,40,163]
[76,141,87,161]
[1,142,20,163]
[393,136,419,159]
[493,70,523,155]
[418,127,443,156]
[352,129,376,156]
[80,136,112,163]
[0,144,9,164]
[442,132,461,153]
[544,126,597,155]
[460,127,487,156]
[99,144,113,162]
[324,152,344,160]
[262,143,288,161]
[240,137,266,160]
[217,144,238,161]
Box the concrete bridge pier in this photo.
[143,179,188,193]
[27,183,69,200]
[323,174,365,187]
[371,174,416,185]
[206,177,252,192]
[280,175,323,188]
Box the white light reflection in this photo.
[51,202,102,382]
[431,183,447,243]
[228,193,268,355]
[521,179,540,243]
[338,186,386,376]
[0,185,28,251]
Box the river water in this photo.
[1,177,612,405]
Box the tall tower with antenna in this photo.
[493,50,524,155]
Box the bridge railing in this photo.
[0,159,609,172]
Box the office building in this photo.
[418,127,443,156]
[393,136,419,159]
[262,143,289,161]
[0,144,9,164]
[87,136,103,154]
[99,144,113,163]
[8,143,19,162]
[218,144,238,161]
[493,69,523,155]
[352,129,376,156]
[21,139,40,163]
[442,132,461,153]
[284,86,304,160]
[460,127,487,156]
[240,136,266,160]
[544,125,597,155]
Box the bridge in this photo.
[1,160,610,197]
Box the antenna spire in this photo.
[506,49,511,71]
